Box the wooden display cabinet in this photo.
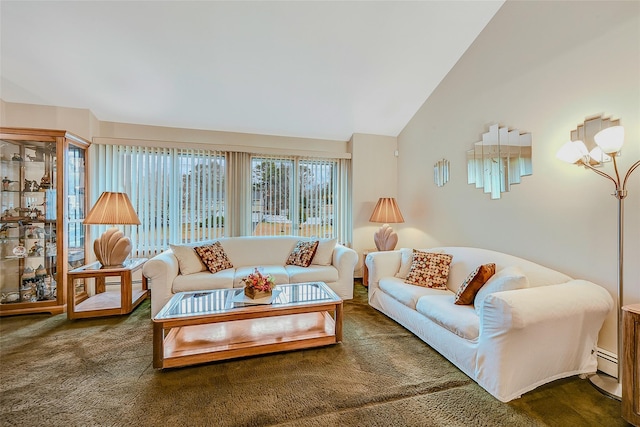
[623,304,640,426]
[0,127,90,316]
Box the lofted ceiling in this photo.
[0,1,504,141]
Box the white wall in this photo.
[349,133,398,276]
[396,0,640,358]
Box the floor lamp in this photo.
[557,125,639,400]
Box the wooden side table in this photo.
[622,304,640,426]
[67,258,148,319]
[362,249,376,287]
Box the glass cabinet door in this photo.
[67,143,87,301]
[1,139,58,306]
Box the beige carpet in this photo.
[0,283,624,426]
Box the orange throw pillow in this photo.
[454,263,496,305]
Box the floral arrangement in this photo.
[242,268,276,292]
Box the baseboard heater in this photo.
[595,347,618,378]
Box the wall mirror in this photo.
[571,114,620,164]
[467,124,532,199]
[434,158,450,187]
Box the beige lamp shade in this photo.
[369,198,404,251]
[84,192,140,268]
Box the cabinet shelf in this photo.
[0,127,89,316]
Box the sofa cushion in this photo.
[428,247,572,292]
[312,238,337,266]
[195,242,234,273]
[172,269,235,293]
[170,243,207,275]
[454,263,496,305]
[474,265,529,316]
[379,277,452,310]
[395,248,444,279]
[220,236,299,267]
[286,240,319,267]
[405,250,453,289]
[234,266,289,288]
[286,265,339,284]
[416,295,480,340]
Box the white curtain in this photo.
[226,151,252,237]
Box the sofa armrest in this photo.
[333,244,358,296]
[481,280,613,332]
[332,244,357,273]
[364,250,402,289]
[142,249,180,317]
[476,279,613,402]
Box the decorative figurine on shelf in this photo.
[28,242,43,257]
[25,226,44,238]
[23,179,39,192]
[14,207,30,219]
[2,292,20,303]
[12,244,27,257]
[45,242,56,256]
[36,281,46,300]
[27,207,42,220]
[2,177,16,191]
[22,266,35,279]
[35,264,47,277]
[0,224,10,238]
[11,153,23,162]
[39,175,51,190]
[26,150,44,161]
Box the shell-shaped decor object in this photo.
[373,224,399,251]
[94,227,132,268]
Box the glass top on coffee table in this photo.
[155,282,340,320]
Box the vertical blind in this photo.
[90,144,352,256]
[90,145,226,257]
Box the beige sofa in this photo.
[365,246,613,402]
[143,236,357,317]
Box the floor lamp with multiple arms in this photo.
[556,125,639,400]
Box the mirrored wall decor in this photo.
[434,159,450,187]
[467,124,532,199]
[571,114,620,165]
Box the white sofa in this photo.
[143,236,357,317]
[365,246,613,402]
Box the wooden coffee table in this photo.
[152,282,343,369]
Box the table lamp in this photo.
[83,191,141,268]
[369,197,404,251]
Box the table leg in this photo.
[335,302,343,342]
[122,270,132,313]
[153,323,164,369]
[67,276,76,319]
[95,276,106,294]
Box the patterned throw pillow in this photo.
[194,241,233,273]
[454,263,496,305]
[286,240,319,267]
[404,250,453,289]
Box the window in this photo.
[91,144,351,257]
[251,156,336,239]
